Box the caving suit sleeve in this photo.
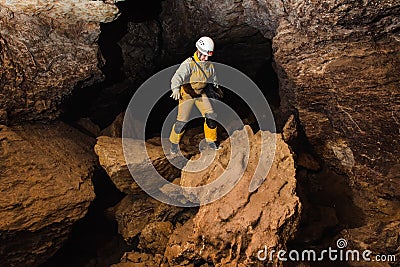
[171,58,192,91]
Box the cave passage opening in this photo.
[60,0,280,137]
[60,0,164,129]
[52,1,282,266]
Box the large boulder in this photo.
[0,0,120,124]
[95,135,198,244]
[0,121,97,266]
[94,136,188,195]
[165,126,301,266]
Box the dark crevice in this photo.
[285,114,366,267]
[39,168,127,267]
[99,0,163,85]
[60,0,163,129]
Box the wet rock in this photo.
[165,126,301,266]
[0,0,120,124]
[0,121,96,266]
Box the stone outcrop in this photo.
[165,126,301,266]
[138,221,174,254]
[0,121,97,266]
[109,194,162,243]
[0,0,120,124]
[94,136,188,195]
[108,191,196,245]
[1,0,398,265]
[95,134,198,248]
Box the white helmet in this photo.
[196,36,214,56]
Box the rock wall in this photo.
[0,0,120,124]
[160,0,272,79]
[270,1,400,258]
[0,121,97,266]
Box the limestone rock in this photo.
[165,127,301,266]
[1,0,119,23]
[0,121,96,267]
[100,112,125,138]
[94,136,186,195]
[271,1,400,256]
[195,0,399,257]
[111,252,168,267]
[0,0,119,124]
[138,221,174,255]
[109,194,161,243]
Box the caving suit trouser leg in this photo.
[169,88,217,144]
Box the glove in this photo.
[170,88,180,100]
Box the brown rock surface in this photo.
[138,221,174,254]
[109,194,161,243]
[270,2,400,258]
[0,0,119,124]
[109,192,196,245]
[100,112,125,138]
[0,121,96,266]
[111,252,169,267]
[165,126,301,266]
[94,136,187,195]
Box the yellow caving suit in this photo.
[169,52,218,144]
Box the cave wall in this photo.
[160,0,273,79]
[271,1,400,254]
[0,0,120,125]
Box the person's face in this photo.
[199,53,209,61]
